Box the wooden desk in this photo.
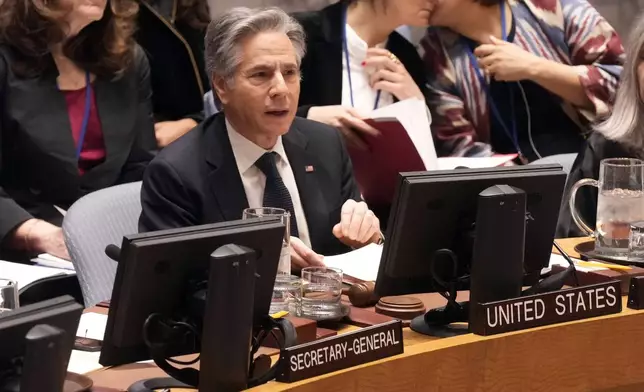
[91,239,644,391]
[250,297,644,392]
[88,296,644,392]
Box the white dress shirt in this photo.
[226,120,312,248]
[341,24,394,116]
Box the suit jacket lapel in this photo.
[283,124,328,252]
[205,114,249,221]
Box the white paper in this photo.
[323,243,383,282]
[368,98,438,170]
[67,350,103,375]
[31,253,75,271]
[76,312,109,341]
[549,253,607,273]
[437,155,517,170]
[0,260,75,291]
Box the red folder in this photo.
[347,118,425,206]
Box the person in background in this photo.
[139,7,383,269]
[557,17,644,238]
[136,0,210,147]
[0,0,156,261]
[294,0,433,148]
[422,0,624,162]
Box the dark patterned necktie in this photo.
[255,152,299,237]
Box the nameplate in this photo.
[470,281,622,336]
[276,320,403,383]
[628,276,644,309]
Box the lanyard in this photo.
[75,71,92,160]
[342,5,382,110]
[464,1,523,159]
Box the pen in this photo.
[575,260,631,271]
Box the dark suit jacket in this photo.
[136,0,208,123]
[0,45,156,245]
[556,132,631,238]
[139,112,361,256]
[293,1,430,117]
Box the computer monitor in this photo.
[375,164,566,297]
[99,218,285,367]
[0,296,83,392]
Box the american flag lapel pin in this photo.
[305,165,314,173]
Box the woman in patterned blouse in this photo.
[422,0,624,162]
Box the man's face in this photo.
[215,31,300,140]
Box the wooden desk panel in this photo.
[250,298,644,392]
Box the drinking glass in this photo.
[242,207,291,275]
[570,158,644,256]
[300,267,343,319]
[0,279,19,314]
[243,207,294,313]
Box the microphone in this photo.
[105,244,121,262]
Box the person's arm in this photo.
[421,31,493,157]
[0,56,33,245]
[138,156,199,233]
[558,0,624,120]
[0,57,69,259]
[118,46,157,184]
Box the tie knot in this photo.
[255,152,279,178]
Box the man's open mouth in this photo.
[266,110,289,117]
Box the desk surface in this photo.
[89,238,644,391]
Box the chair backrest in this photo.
[62,182,142,307]
[204,91,219,118]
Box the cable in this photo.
[516,81,543,160]
[553,240,580,287]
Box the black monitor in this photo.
[375,164,566,297]
[99,218,285,368]
[0,296,83,392]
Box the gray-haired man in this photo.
[139,7,382,269]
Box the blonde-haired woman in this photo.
[557,17,644,238]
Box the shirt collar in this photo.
[225,119,289,174]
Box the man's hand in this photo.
[474,36,543,82]
[290,236,324,270]
[155,118,198,147]
[12,219,70,260]
[332,200,381,249]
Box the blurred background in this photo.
[207,0,644,45]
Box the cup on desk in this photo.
[243,207,296,313]
[570,158,644,257]
[0,279,18,313]
[300,267,343,319]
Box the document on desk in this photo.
[76,312,109,341]
[323,244,383,282]
[31,253,75,270]
[0,260,75,291]
[549,253,607,273]
[347,98,437,206]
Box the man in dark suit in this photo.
[139,7,382,268]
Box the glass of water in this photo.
[243,207,294,313]
[570,158,644,256]
[300,267,343,319]
[242,207,292,275]
[0,279,19,314]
